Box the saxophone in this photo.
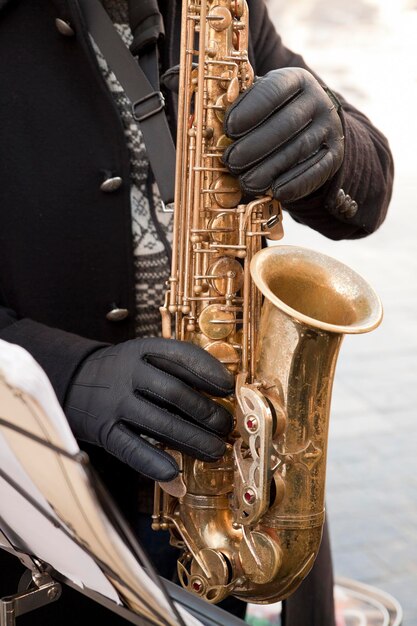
[153,0,383,604]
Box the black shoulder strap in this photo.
[79,0,176,204]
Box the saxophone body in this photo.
[154,0,383,604]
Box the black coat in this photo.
[0,1,392,624]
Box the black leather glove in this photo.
[222,67,344,203]
[64,338,234,482]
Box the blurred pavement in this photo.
[266,0,417,624]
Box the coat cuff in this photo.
[0,317,106,405]
[283,107,391,240]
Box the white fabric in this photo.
[0,340,120,600]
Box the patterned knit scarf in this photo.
[94,0,173,338]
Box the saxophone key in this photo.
[204,341,240,373]
[212,174,242,208]
[226,76,240,102]
[239,530,282,585]
[198,304,235,339]
[208,212,238,246]
[207,257,244,295]
[230,0,245,18]
[208,6,232,31]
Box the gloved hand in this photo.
[64,338,234,482]
[222,67,344,203]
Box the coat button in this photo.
[334,189,358,219]
[106,307,129,322]
[345,200,358,218]
[335,188,346,208]
[338,194,352,213]
[55,19,75,36]
[100,176,123,193]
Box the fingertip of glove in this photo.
[152,464,179,483]
[204,439,227,461]
[221,144,241,177]
[133,453,179,482]
[222,382,235,399]
[212,377,235,400]
[223,108,241,140]
[217,409,234,437]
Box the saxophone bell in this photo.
[234,245,383,603]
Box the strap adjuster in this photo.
[132,90,165,122]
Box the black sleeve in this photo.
[0,307,105,405]
[249,0,394,240]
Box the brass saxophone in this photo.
[153,0,383,604]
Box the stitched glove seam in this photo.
[143,353,233,395]
[225,81,303,138]
[135,386,225,430]
[123,397,225,458]
[85,352,118,363]
[66,405,99,420]
[71,382,111,389]
[111,423,179,479]
[272,148,329,191]
[227,118,313,174]
[123,394,226,444]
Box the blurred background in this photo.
[251,0,417,624]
